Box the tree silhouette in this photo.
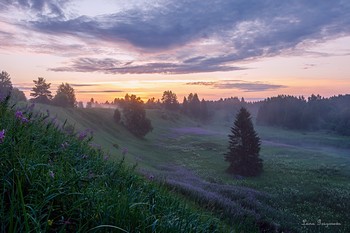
[10,88,26,102]
[225,107,263,176]
[161,90,179,110]
[0,71,13,101]
[182,97,189,114]
[52,83,76,107]
[187,93,201,118]
[121,94,153,137]
[30,77,52,104]
[200,98,209,120]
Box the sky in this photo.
[0,0,350,102]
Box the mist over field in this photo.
[1,0,350,232]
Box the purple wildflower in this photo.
[15,111,24,119]
[15,111,29,123]
[122,147,128,156]
[21,117,29,123]
[78,129,93,141]
[148,175,155,180]
[78,131,88,141]
[0,129,5,143]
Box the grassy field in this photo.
[30,104,350,232]
[1,102,235,232]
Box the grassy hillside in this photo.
[0,101,236,232]
[28,104,350,232]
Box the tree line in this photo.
[2,69,349,137]
[256,94,350,136]
[0,70,77,108]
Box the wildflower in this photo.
[15,111,29,123]
[49,170,55,179]
[15,111,24,119]
[122,147,128,156]
[48,219,53,226]
[78,131,88,140]
[0,129,5,143]
[21,117,29,123]
[148,175,155,180]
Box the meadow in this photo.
[0,101,233,232]
[24,104,350,232]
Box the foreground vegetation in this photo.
[0,100,234,232]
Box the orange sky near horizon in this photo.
[5,37,350,103]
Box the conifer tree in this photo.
[182,97,189,114]
[225,107,263,176]
[30,77,52,104]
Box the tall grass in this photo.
[0,100,230,232]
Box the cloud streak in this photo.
[187,80,287,92]
[30,1,350,50]
[50,57,245,74]
[0,0,68,17]
[76,90,123,93]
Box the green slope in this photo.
[30,104,350,232]
[1,102,234,232]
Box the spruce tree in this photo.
[225,107,263,176]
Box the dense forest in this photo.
[256,94,350,135]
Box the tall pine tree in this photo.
[225,107,263,176]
